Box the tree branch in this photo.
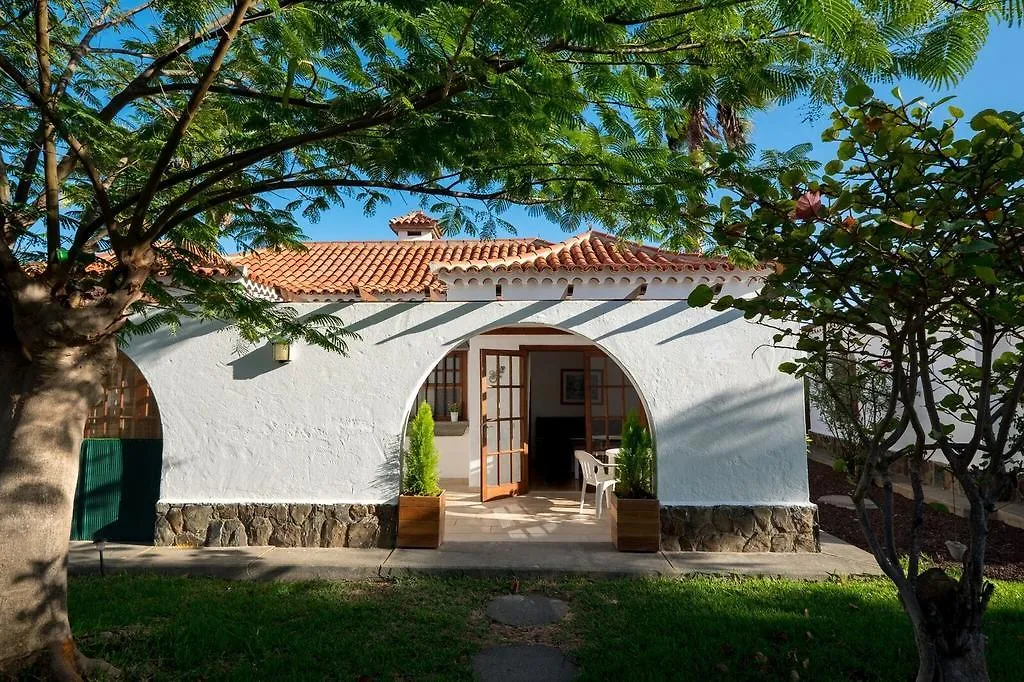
[130,82,337,109]
[0,48,116,241]
[552,29,812,56]
[35,0,61,264]
[53,1,154,102]
[136,56,526,240]
[605,0,754,26]
[155,175,559,239]
[130,0,254,238]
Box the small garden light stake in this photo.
[94,539,106,577]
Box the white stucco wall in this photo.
[436,430,470,479]
[125,297,809,507]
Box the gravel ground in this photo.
[808,459,1024,581]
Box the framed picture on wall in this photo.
[560,369,603,405]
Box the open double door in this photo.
[479,347,646,502]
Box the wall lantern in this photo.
[271,336,292,363]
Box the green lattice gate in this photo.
[71,438,162,542]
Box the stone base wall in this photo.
[154,502,397,549]
[660,505,819,552]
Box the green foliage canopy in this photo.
[688,93,1023,478]
[683,91,1024,677]
[0,0,1017,351]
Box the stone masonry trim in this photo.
[660,504,820,552]
[153,502,397,549]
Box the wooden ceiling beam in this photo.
[625,282,648,300]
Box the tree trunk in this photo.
[0,335,116,678]
[933,632,988,682]
[913,567,991,682]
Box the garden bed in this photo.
[809,459,1024,581]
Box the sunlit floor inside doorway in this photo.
[441,479,612,543]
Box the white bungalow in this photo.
[74,211,818,552]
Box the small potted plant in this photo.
[398,401,445,548]
[609,413,659,552]
[448,401,460,422]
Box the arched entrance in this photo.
[407,324,651,543]
[71,351,162,542]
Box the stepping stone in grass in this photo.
[486,595,568,627]
[818,494,878,510]
[472,644,578,682]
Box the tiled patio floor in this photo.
[443,481,612,543]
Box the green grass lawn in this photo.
[69,574,1024,681]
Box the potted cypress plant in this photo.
[609,413,659,552]
[397,401,446,548]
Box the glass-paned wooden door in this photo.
[480,350,528,501]
[584,350,646,454]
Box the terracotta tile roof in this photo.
[233,239,550,297]
[24,243,232,278]
[389,210,442,238]
[389,210,439,227]
[430,230,743,276]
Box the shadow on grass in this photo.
[68,574,1024,682]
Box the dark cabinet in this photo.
[531,417,585,489]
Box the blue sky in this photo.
[290,24,1024,245]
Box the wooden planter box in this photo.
[397,491,446,549]
[610,493,660,552]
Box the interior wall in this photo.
[436,430,470,479]
[528,350,585,488]
[529,351,586,425]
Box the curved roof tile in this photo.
[430,230,738,276]
[233,229,755,298]
[233,239,549,296]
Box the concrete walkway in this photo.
[69,532,881,582]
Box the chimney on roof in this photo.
[389,210,443,241]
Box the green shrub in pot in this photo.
[403,401,440,496]
[617,413,654,499]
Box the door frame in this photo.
[479,349,529,502]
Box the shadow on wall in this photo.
[130,301,757,377]
[544,300,630,336]
[228,343,279,380]
[128,302,354,366]
[657,379,806,498]
[658,308,745,345]
[127,319,231,362]
[377,300,488,344]
[215,304,358,380]
[593,299,689,340]
[345,302,417,334]
[373,436,402,502]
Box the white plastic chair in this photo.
[574,450,618,518]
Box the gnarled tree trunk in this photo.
[913,627,988,682]
[933,632,988,682]
[913,567,990,682]
[0,323,117,678]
